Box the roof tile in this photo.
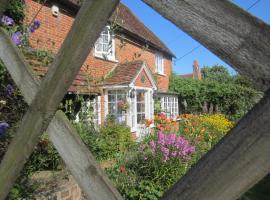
[103,60,144,85]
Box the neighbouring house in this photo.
[24,0,179,137]
[179,60,202,80]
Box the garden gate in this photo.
[0,0,270,199]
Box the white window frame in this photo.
[107,90,127,124]
[94,25,116,61]
[155,52,164,75]
[75,96,101,125]
[161,95,179,119]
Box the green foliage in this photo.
[25,135,63,173]
[4,0,25,24]
[22,48,54,67]
[169,71,258,119]
[201,65,231,83]
[240,174,270,200]
[106,152,164,200]
[75,121,133,161]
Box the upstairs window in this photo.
[95,26,115,61]
[155,52,164,75]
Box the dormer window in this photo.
[95,26,115,61]
[155,52,164,75]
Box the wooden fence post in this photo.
[0,0,120,199]
[0,29,123,200]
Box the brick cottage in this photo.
[24,0,179,137]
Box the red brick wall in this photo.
[134,69,153,88]
[25,0,172,91]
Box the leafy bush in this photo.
[4,0,25,24]
[170,69,259,120]
[76,121,133,161]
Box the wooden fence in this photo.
[0,0,270,199]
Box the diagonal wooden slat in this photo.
[143,0,270,91]
[141,0,270,199]
[159,89,270,200]
[0,0,120,199]
[0,0,9,16]
[0,29,123,200]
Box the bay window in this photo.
[107,90,127,124]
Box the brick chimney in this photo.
[193,60,202,80]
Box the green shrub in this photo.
[4,0,25,24]
[76,122,133,161]
[169,73,258,119]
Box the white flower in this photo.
[0,100,6,105]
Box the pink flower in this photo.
[171,151,178,158]
[161,146,169,161]
[157,131,165,145]
[149,140,156,154]
[165,133,176,145]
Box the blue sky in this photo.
[121,0,270,75]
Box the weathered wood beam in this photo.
[143,0,270,90]
[159,91,270,200]
[0,0,9,17]
[0,0,120,199]
[0,28,123,200]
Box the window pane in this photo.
[96,43,102,51]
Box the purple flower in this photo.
[0,122,9,136]
[181,145,195,157]
[171,151,178,158]
[165,133,176,145]
[5,84,14,97]
[29,20,41,33]
[149,140,156,154]
[161,146,169,161]
[11,31,23,46]
[1,15,14,26]
[157,131,165,145]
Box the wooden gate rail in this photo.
[0,29,123,200]
[142,0,270,199]
[143,0,270,91]
[0,0,122,199]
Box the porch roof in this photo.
[103,60,146,86]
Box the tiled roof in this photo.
[103,60,144,85]
[54,1,174,57]
[179,73,194,79]
[112,4,175,57]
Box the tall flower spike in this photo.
[5,84,14,97]
[0,122,9,136]
[29,19,41,33]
